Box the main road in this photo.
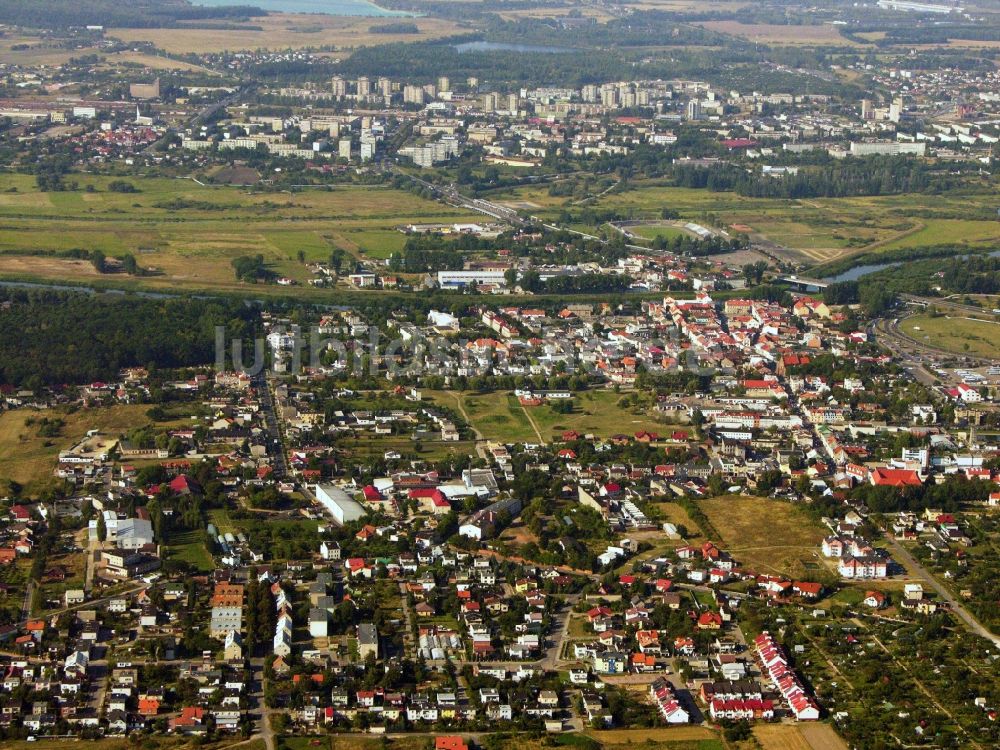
[254,370,288,479]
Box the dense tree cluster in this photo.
[852,476,993,514]
[675,156,931,199]
[231,254,272,282]
[518,271,631,294]
[0,290,257,387]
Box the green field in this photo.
[700,496,828,578]
[428,389,675,444]
[901,313,1000,358]
[166,529,214,572]
[0,173,480,292]
[877,218,1000,251]
[457,392,539,443]
[529,389,672,439]
[492,181,1000,266]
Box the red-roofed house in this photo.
[9,505,31,521]
[697,612,723,630]
[870,468,923,487]
[170,706,205,732]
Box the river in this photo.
[824,250,1000,284]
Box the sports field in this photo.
[630,224,691,242]
[699,496,828,578]
[0,174,479,292]
[900,314,1000,359]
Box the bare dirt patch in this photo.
[0,256,102,278]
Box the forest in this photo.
[0,290,258,387]
[0,0,263,28]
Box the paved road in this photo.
[875,312,999,366]
[254,371,288,479]
[241,657,275,750]
[19,580,34,623]
[883,536,1000,646]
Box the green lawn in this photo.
[529,389,672,440]
[451,391,538,443]
[166,530,214,572]
[426,389,676,444]
[346,228,409,259]
[900,313,1000,358]
[877,218,1000,251]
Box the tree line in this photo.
[0,0,265,29]
[674,156,932,199]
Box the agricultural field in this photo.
[696,20,857,46]
[492,182,1000,267]
[699,496,828,578]
[586,726,723,748]
[108,13,468,54]
[0,404,156,492]
[0,35,82,66]
[650,501,700,535]
[901,314,1000,359]
[207,508,240,535]
[0,174,480,293]
[754,723,849,750]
